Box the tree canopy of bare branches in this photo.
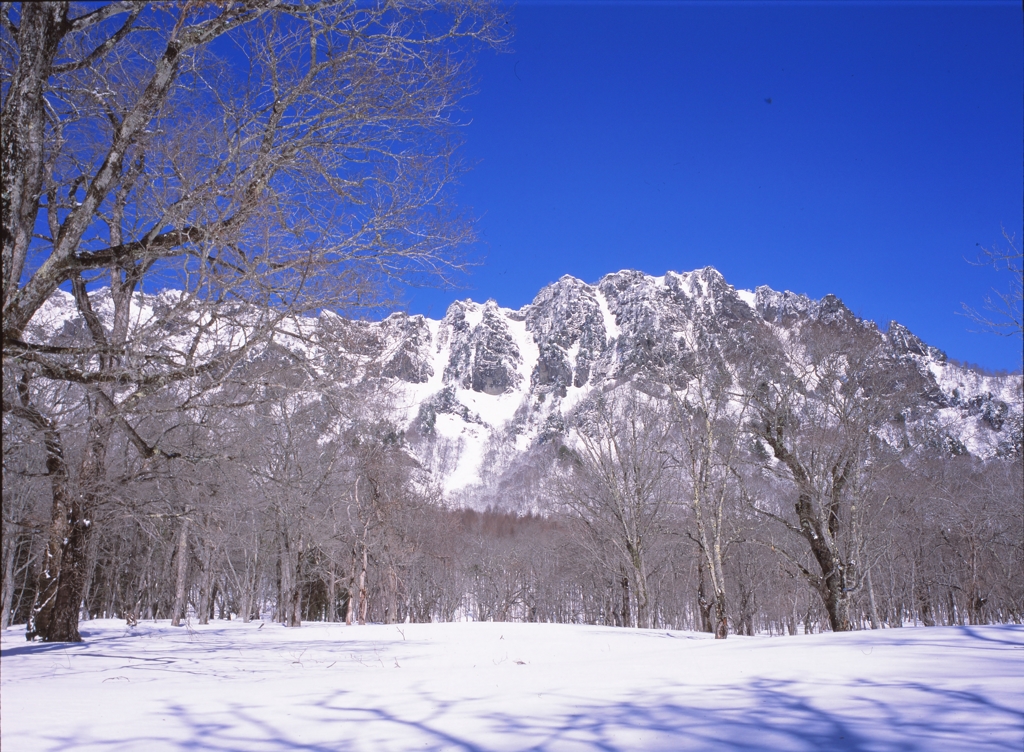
[745,317,919,631]
[962,229,1023,341]
[558,386,673,630]
[1,0,508,641]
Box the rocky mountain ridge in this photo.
[350,267,1020,500]
[27,267,1023,504]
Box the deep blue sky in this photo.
[400,1,1023,372]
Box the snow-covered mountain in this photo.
[27,267,1023,503]
[335,267,1019,500]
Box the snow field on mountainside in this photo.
[2,621,1022,751]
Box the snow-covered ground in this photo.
[2,620,1022,751]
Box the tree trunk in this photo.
[358,543,369,625]
[712,586,729,639]
[619,568,631,628]
[792,492,854,632]
[345,548,357,626]
[917,585,936,626]
[385,564,398,625]
[288,546,303,628]
[1,539,16,630]
[698,544,729,639]
[328,566,337,623]
[37,495,92,641]
[239,589,252,624]
[628,547,650,629]
[197,543,215,626]
[209,579,219,622]
[696,560,714,633]
[866,567,882,629]
[171,514,191,626]
[27,410,111,642]
[22,408,72,641]
[239,554,256,624]
[821,585,853,633]
[78,526,103,620]
[1,2,67,303]
[274,549,283,623]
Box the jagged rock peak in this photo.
[753,286,854,325]
[377,312,434,384]
[887,321,947,362]
[525,276,607,394]
[442,299,523,395]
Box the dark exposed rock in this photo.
[591,268,761,387]
[379,313,434,384]
[443,301,523,395]
[755,286,816,323]
[416,385,482,434]
[887,321,947,363]
[525,275,607,395]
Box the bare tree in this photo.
[1,1,507,641]
[962,229,1023,340]
[745,318,916,632]
[559,386,672,629]
[668,344,749,639]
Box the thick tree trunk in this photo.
[208,579,219,622]
[811,539,854,632]
[327,566,337,622]
[33,494,92,642]
[792,492,855,633]
[697,545,729,639]
[712,587,729,639]
[277,521,293,626]
[24,422,72,640]
[239,588,252,624]
[1,2,67,306]
[26,409,112,642]
[276,526,303,628]
[274,550,283,623]
[239,555,256,623]
[759,424,863,634]
[821,587,853,633]
[1,539,17,630]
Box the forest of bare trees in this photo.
[2,2,1021,644]
[3,361,1021,639]
[3,289,1021,640]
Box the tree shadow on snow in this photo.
[10,625,1024,751]
[32,676,1018,752]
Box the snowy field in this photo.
[2,620,1022,751]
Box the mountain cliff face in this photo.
[329,267,1018,501]
[28,267,1023,504]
